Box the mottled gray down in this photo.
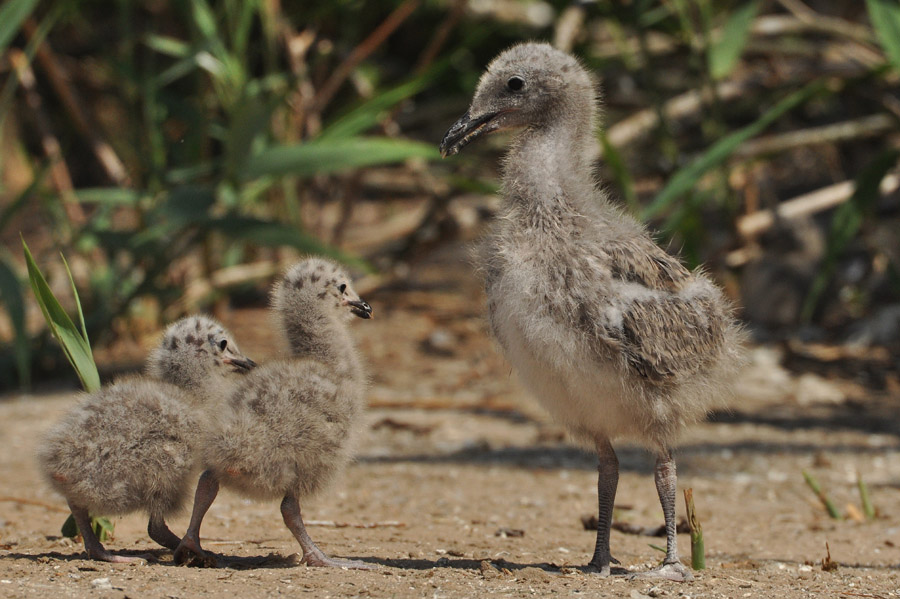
[203,257,368,501]
[440,42,745,580]
[175,257,374,570]
[38,315,252,561]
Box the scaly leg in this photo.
[173,470,220,567]
[587,438,620,576]
[68,501,143,563]
[148,514,181,551]
[629,449,693,581]
[280,494,375,569]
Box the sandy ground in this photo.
[1,244,899,598]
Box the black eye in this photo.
[339,283,347,294]
[219,339,227,351]
[507,76,525,92]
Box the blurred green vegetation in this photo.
[2,0,900,390]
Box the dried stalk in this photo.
[776,0,877,48]
[553,4,586,53]
[8,49,85,228]
[413,0,465,74]
[309,0,419,115]
[605,79,751,150]
[23,18,130,186]
[683,488,705,570]
[734,114,894,159]
[736,173,900,238]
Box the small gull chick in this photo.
[440,42,744,581]
[174,257,374,569]
[38,315,255,563]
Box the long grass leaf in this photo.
[0,255,29,388]
[319,67,443,140]
[61,254,89,345]
[224,91,283,181]
[643,81,824,221]
[143,34,192,58]
[243,137,439,180]
[0,0,39,56]
[75,188,142,206]
[22,240,100,393]
[866,0,900,73]
[708,1,759,80]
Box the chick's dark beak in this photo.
[439,110,500,157]
[224,356,257,372]
[347,299,373,319]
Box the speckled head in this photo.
[273,257,372,322]
[439,42,597,157]
[147,315,256,391]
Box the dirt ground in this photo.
[1,243,899,598]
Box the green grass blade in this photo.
[319,67,442,140]
[93,516,114,542]
[224,91,283,182]
[61,254,90,345]
[708,1,759,80]
[643,81,824,221]
[143,33,192,58]
[802,469,843,520]
[22,239,100,393]
[0,0,39,56]
[867,0,900,73]
[0,255,30,388]
[242,137,439,180]
[858,475,876,520]
[74,188,142,206]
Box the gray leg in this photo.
[148,514,181,551]
[587,439,619,576]
[173,470,220,566]
[280,494,375,569]
[68,501,143,563]
[629,449,693,581]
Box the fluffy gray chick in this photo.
[174,258,374,569]
[38,315,255,563]
[440,42,744,581]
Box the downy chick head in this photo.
[272,257,372,325]
[440,42,597,157]
[147,315,256,392]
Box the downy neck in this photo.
[502,116,599,213]
[283,309,361,382]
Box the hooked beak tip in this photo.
[346,299,373,319]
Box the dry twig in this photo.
[736,173,900,238]
[0,496,69,513]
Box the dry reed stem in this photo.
[736,173,900,239]
[310,0,420,115]
[8,49,84,228]
[23,19,130,187]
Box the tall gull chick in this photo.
[440,42,743,581]
[38,316,255,562]
[174,258,374,569]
